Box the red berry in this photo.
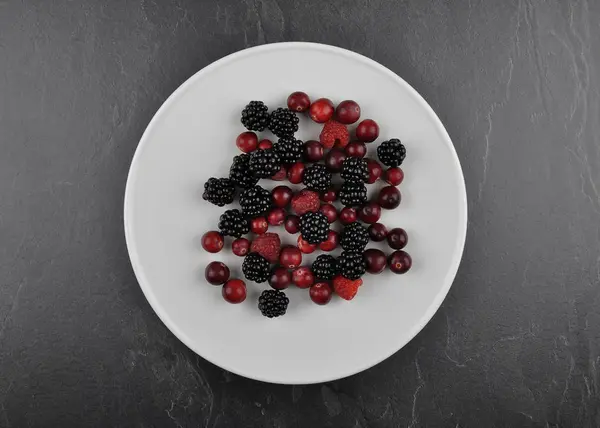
[236,131,258,153]
[284,215,301,234]
[287,162,305,184]
[325,148,347,172]
[388,250,412,274]
[309,98,334,123]
[366,159,383,184]
[319,204,338,223]
[367,223,388,242]
[333,276,362,300]
[358,202,382,224]
[363,249,387,274]
[287,91,311,112]
[321,189,337,202]
[297,235,317,254]
[345,141,367,158]
[378,186,401,209]
[232,237,251,256]
[387,228,408,249]
[335,100,361,124]
[201,231,224,253]
[222,279,247,303]
[258,139,273,150]
[250,217,268,234]
[267,208,286,226]
[279,246,302,269]
[356,119,379,142]
[271,165,287,181]
[319,230,339,252]
[291,189,320,215]
[272,185,293,208]
[310,282,333,305]
[292,266,315,289]
[205,261,230,285]
[339,207,357,224]
[320,120,350,149]
[269,267,292,290]
[384,167,404,186]
[250,232,281,262]
[303,140,324,162]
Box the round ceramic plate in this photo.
[124,42,467,384]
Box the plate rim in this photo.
[124,41,468,384]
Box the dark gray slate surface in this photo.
[1,0,599,427]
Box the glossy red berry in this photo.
[367,223,388,242]
[279,246,302,269]
[310,282,333,305]
[339,207,357,225]
[388,250,412,274]
[287,162,305,184]
[271,166,287,181]
[205,261,230,285]
[378,186,401,209]
[292,266,315,289]
[366,159,383,184]
[251,217,268,234]
[319,204,338,223]
[269,267,292,290]
[321,189,337,202]
[325,148,346,172]
[363,249,387,274]
[267,208,286,226]
[258,139,273,150]
[272,185,293,208]
[284,215,301,234]
[236,131,258,153]
[385,167,404,186]
[387,228,408,249]
[297,235,317,254]
[303,140,324,162]
[202,231,224,253]
[222,279,247,303]
[359,202,381,224]
[345,141,367,158]
[335,100,361,124]
[319,230,339,252]
[287,91,311,112]
[232,237,251,256]
[356,119,379,142]
[309,98,334,123]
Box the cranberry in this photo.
[201,231,224,253]
[267,208,286,226]
[356,119,379,142]
[388,250,412,274]
[366,159,383,184]
[385,167,404,186]
[321,189,337,202]
[236,131,258,153]
[303,140,324,162]
[251,217,268,234]
[284,215,301,234]
[222,279,247,303]
[387,228,408,249]
[319,230,339,252]
[339,207,357,224]
[269,267,292,290]
[232,237,251,256]
[271,166,287,181]
[272,185,293,208]
[325,148,347,172]
[310,282,333,305]
[363,249,387,274]
[345,141,367,158]
[292,266,315,289]
[205,261,230,285]
[297,235,317,254]
[258,139,273,150]
[378,186,401,209]
[359,202,381,224]
[335,100,361,124]
[287,91,311,112]
[368,223,388,242]
[280,246,302,269]
[287,162,305,184]
[309,98,334,123]
[319,204,338,223]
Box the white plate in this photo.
[124,42,467,384]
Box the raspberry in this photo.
[333,276,363,301]
[291,189,320,215]
[319,120,350,149]
[250,232,281,263]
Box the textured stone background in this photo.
[1,1,599,427]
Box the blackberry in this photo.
[202,177,235,206]
[274,136,303,165]
[312,254,337,281]
[258,289,289,318]
[229,154,259,188]
[241,101,269,131]
[249,148,281,178]
[218,209,250,237]
[239,185,272,218]
[300,211,329,244]
[269,108,299,137]
[340,222,369,252]
[338,180,368,207]
[302,164,332,192]
[337,251,366,280]
[341,157,369,183]
[377,138,406,167]
[242,252,271,283]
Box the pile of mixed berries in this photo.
[201,92,411,318]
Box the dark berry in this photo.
[202,177,235,207]
[284,215,300,234]
[337,251,367,280]
[240,185,272,218]
[242,252,271,283]
[274,136,303,165]
[345,141,367,158]
[312,254,337,281]
[356,119,379,142]
[269,267,292,290]
[258,289,289,318]
[385,167,404,186]
[302,164,332,192]
[287,91,311,112]
[340,222,369,252]
[341,157,369,182]
[303,140,324,162]
[368,223,388,242]
[229,154,259,189]
[205,261,230,285]
[249,148,282,178]
[378,186,401,209]
[339,180,368,207]
[336,100,361,124]
[325,148,347,172]
[232,237,251,256]
[363,249,387,274]
[300,211,330,244]
[222,279,247,304]
[377,139,406,167]
[358,202,381,224]
[310,282,333,305]
[202,231,224,253]
[236,131,258,153]
[269,107,299,137]
[218,209,249,238]
[241,101,269,131]
[309,98,334,123]
[387,228,408,249]
[388,250,412,274]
